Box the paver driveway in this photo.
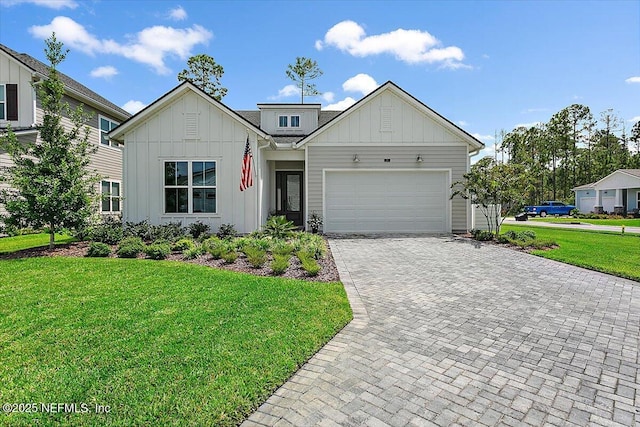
[244,236,640,426]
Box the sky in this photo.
[0,0,638,159]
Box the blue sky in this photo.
[0,0,638,158]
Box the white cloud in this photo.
[90,65,118,78]
[471,133,495,142]
[168,5,187,21]
[522,108,548,114]
[268,84,300,100]
[122,100,146,114]
[625,76,640,84]
[457,120,468,126]
[324,97,356,111]
[629,116,640,123]
[321,91,335,102]
[316,20,465,68]
[514,121,542,129]
[29,16,212,75]
[342,73,378,95]
[1,0,77,9]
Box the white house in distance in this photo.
[0,43,131,217]
[573,169,640,215]
[109,80,484,234]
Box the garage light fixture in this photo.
[353,154,360,162]
[416,155,423,163]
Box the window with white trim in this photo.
[99,115,119,147]
[101,180,121,212]
[277,115,301,128]
[278,115,288,128]
[164,161,217,214]
[0,85,5,120]
[290,115,300,128]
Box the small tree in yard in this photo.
[0,34,99,248]
[451,157,529,237]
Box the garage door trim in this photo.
[322,168,452,233]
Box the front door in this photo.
[276,171,303,227]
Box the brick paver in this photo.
[243,236,640,426]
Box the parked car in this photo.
[524,201,575,217]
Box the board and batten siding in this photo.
[0,49,36,128]
[122,90,259,233]
[305,88,471,232]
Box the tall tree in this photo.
[286,57,323,103]
[177,54,227,101]
[0,34,99,248]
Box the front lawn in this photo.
[0,232,76,254]
[502,224,640,281]
[0,257,352,426]
[530,217,640,227]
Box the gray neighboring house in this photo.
[109,80,484,234]
[573,169,640,214]
[0,43,131,218]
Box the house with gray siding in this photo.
[573,169,640,214]
[109,80,484,234]
[0,43,130,217]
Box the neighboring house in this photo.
[109,80,484,234]
[573,169,640,214]
[0,43,131,218]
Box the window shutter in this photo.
[6,84,18,121]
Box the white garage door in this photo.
[578,197,595,213]
[324,170,449,233]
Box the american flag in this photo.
[240,136,253,191]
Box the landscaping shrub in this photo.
[244,245,267,268]
[173,238,196,252]
[183,245,204,260]
[217,223,237,240]
[87,216,124,244]
[150,222,186,242]
[221,250,238,264]
[203,237,226,259]
[116,236,145,258]
[271,241,294,256]
[188,221,210,240]
[470,229,494,241]
[87,242,111,257]
[123,220,153,241]
[144,242,171,260]
[299,256,321,276]
[263,216,297,239]
[296,233,327,259]
[270,254,290,275]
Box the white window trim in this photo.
[100,179,122,213]
[163,160,218,214]
[277,115,288,128]
[99,114,120,148]
[0,83,6,121]
[290,115,300,128]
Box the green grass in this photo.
[0,258,352,426]
[0,233,76,254]
[530,217,640,227]
[502,224,640,281]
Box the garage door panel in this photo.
[324,170,449,233]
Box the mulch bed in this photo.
[0,240,341,282]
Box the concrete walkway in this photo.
[503,218,640,234]
[243,236,640,426]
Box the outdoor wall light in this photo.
[353,154,360,162]
[416,155,423,163]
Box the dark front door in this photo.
[276,171,303,227]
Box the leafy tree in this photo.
[451,157,529,236]
[0,34,98,248]
[177,54,227,101]
[285,57,323,103]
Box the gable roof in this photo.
[293,81,485,152]
[573,169,640,191]
[109,81,268,143]
[0,43,130,120]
